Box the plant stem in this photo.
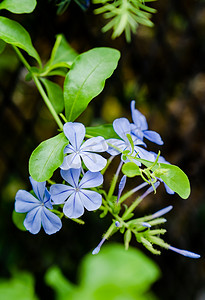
[122,196,144,220]
[12,46,64,130]
[107,161,123,200]
[33,76,63,129]
[118,181,148,204]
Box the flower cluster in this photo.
[14,101,200,259]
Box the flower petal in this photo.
[60,153,81,170]
[144,130,164,145]
[79,190,102,211]
[64,144,75,154]
[41,207,62,234]
[29,177,46,202]
[81,136,108,152]
[80,152,107,172]
[113,118,131,141]
[15,190,40,213]
[130,124,144,141]
[130,101,148,131]
[23,206,42,234]
[50,184,74,204]
[164,182,175,194]
[63,192,84,218]
[60,168,81,187]
[43,188,53,209]
[63,122,85,150]
[106,139,126,156]
[134,146,155,161]
[79,171,103,188]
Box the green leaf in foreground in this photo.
[12,211,27,231]
[79,244,160,297]
[64,47,120,122]
[45,244,160,300]
[0,272,38,300]
[40,78,64,114]
[86,124,119,139]
[29,133,68,182]
[48,34,78,68]
[0,0,36,14]
[0,17,41,65]
[122,162,141,177]
[138,158,191,199]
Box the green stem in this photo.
[122,196,144,221]
[33,76,63,129]
[107,161,123,200]
[103,221,117,240]
[12,46,64,130]
[13,45,31,70]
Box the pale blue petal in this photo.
[79,190,102,211]
[106,138,126,155]
[60,168,81,188]
[130,101,148,130]
[158,155,169,164]
[60,153,81,170]
[130,124,144,141]
[63,122,85,150]
[118,175,127,192]
[64,144,75,154]
[113,118,131,141]
[130,101,142,128]
[164,182,175,194]
[80,152,107,172]
[15,190,40,213]
[29,177,45,201]
[133,136,147,147]
[79,171,103,188]
[81,136,108,152]
[23,206,42,234]
[50,184,74,204]
[41,207,62,234]
[63,192,84,218]
[134,146,155,161]
[144,130,164,145]
[43,188,53,209]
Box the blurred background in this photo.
[0,0,205,299]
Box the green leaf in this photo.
[64,47,120,121]
[45,244,160,300]
[45,34,78,70]
[86,124,119,139]
[29,133,68,182]
[45,266,74,300]
[12,211,27,231]
[0,40,6,54]
[0,0,36,13]
[40,78,64,114]
[0,17,41,65]
[0,272,38,300]
[122,162,141,177]
[138,158,190,199]
[80,244,160,297]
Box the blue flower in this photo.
[50,169,103,219]
[61,122,108,172]
[15,177,62,235]
[130,100,163,145]
[106,117,154,163]
[168,245,200,259]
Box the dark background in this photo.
[0,0,205,299]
